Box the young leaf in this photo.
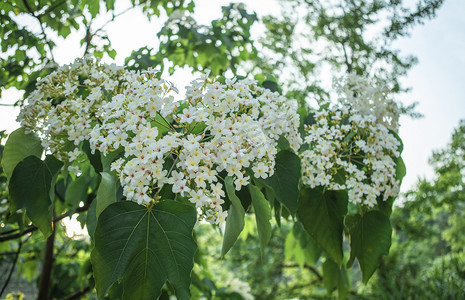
[9,156,53,237]
[263,150,301,215]
[297,188,348,265]
[395,156,406,183]
[91,201,197,300]
[82,140,103,173]
[221,176,245,257]
[249,185,272,256]
[2,127,43,181]
[346,210,392,283]
[96,172,118,218]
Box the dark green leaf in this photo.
[91,201,197,300]
[346,210,392,283]
[96,172,117,218]
[262,80,280,93]
[249,185,272,256]
[297,188,348,264]
[86,198,97,238]
[2,127,43,180]
[323,258,340,293]
[101,147,124,173]
[65,168,91,208]
[263,150,301,215]
[82,140,103,173]
[221,176,245,257]
[44,154,63,175]
[337,264,350,300]
[323,258,349,299]
[9,156,53,237]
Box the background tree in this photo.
[253,0,443,109]
[359,119,465,299]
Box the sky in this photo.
[1,0,464,193]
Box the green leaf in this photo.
[395,156,406,183]
[86,199,97,238]
[346,210,392,283]
[82,140,103,173]
[285,222,322,267]
[296,224,322,266]
[323,258,340,293]
[277,135,290,151]
[263,150,301,215]
[44,155,63,175]
[107,49,117,59]
[101,147,124,173]
[221,176,245,257]
[9,156,53,237]
[96,172,117,218]
[249,185,272,256]
[87,0,100,17]
[323,258,350,299]
[2,127,43,181]
[65,168,91,208]
[297,188,348,265]
[262,80,280,93]
[91,201,197,300]
[45,155,64,202]
[337,264,350,300]
[389,129,404,153]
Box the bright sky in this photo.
[1,0,464,194]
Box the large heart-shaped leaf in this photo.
[346,210,392,283]
[297,188,348,265]
[263,150,301,215]
[9,155,58,237]
[91,200,197,300]
[2,127,43,181]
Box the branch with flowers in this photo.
[1,57,405,299]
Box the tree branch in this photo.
[0,195,94,243]
[64,286,91,300]
[22,0,56,63]
[283,263,323,281]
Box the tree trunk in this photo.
[37,228,55,300]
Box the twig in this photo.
[0,237,23,297]
[64,286,91,300]
[22,0,56,63]
[283,263,323,281]
[0,194,94,242]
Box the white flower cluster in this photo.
[334,73,400,132]
[18,56,126,162]
[301,75,401,207]
[18,57,301,224]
